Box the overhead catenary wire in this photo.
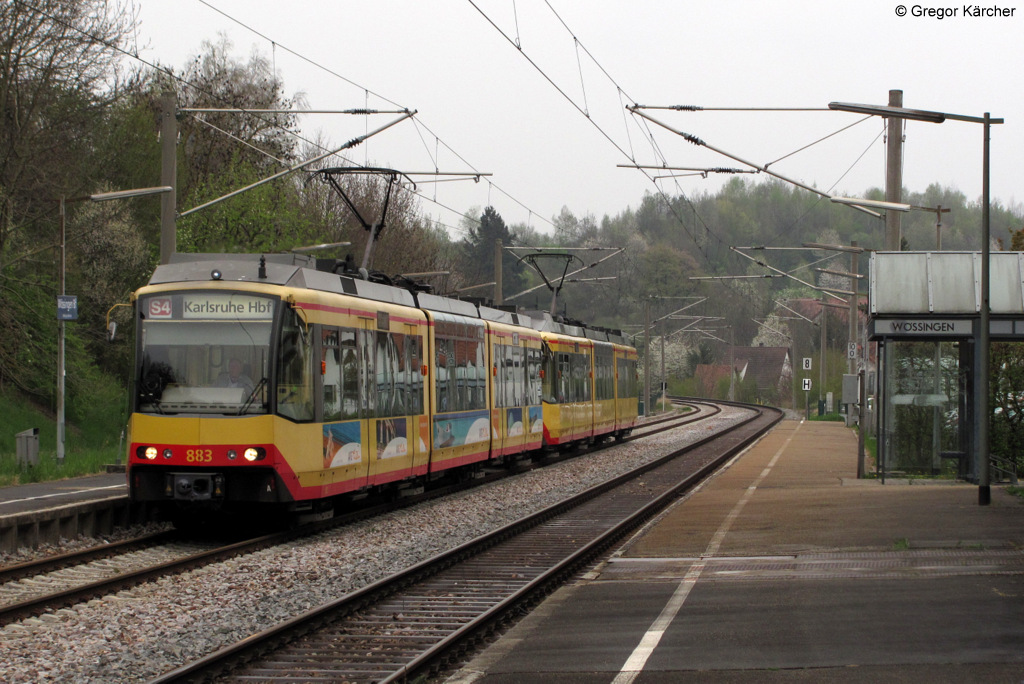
[180,108,412,115]
[31,0,880,322]
[467,0,727,267]
[730,246,845,302]
[504,248,625,301]
[764,115,874,169]
[187,113,290,165]
[756,123,887,248]
[22,0,558,236]
[192,0,559,232]
[628,107,882,220]
[626,103,890,254]
[631,105,832,112]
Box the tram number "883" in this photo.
[185,449,214,463]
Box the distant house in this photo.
[729,345,793,404]
[694,363,732,398]
[775,296,876,370]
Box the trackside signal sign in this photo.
[802,378,812,391]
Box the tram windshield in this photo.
[136,292,276,415]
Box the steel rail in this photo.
[0,529,177,584]
[392,406,779,682]
[150,403,780,683]
[0,405,710,628]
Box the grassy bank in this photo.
[0,388,127,487]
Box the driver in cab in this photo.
[216,358,254,395]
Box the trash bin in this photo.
[16,428,39,468]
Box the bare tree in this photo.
[176,34,305,183]
[0,0,136,253]
[0,0,137,393]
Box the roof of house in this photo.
[729,346,791,390]
[694,363,731,393]
[782,297,867,328]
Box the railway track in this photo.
[0,529,177,586]
[0,402,713,629]
[151,403,781,683]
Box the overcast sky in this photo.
[132,0,1022,238]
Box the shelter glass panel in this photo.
[882,341,966,476]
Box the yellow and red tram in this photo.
[126,253,636,524]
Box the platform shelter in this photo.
[868,251,1024,480]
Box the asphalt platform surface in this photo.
[446,419,1024,683]
[0,472,127,518]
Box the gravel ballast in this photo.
[0,407,752,683]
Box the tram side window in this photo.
[492,343,504,409]
[436,336,454,412]
[541,346,558,404]
[559,353,572,402]
[595,351,614,401]
[473,337,486,409]
[359,329,376,418]
[340,329,359,419]
[322,327,341,422]
[320,326,360,422]
[494,343,525,408]
[374,330,408,418]
[504,346,513,407]
[586,353,593,401]
[571,352,591,402]
[466,337,485,409]
[498,344,507,408]
[494,343,516,408]
[407,334,423,415]
[436,328,486,413]
[527,348,542,405]
[617,357,637,398]
[277,309,314,422]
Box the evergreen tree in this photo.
[460,206,526,300]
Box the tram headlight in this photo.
[163,449,173,460]
[139,446,158,461]
[227,449,238,460]
[243,447,266,462]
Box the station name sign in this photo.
[873,319,972,336]
[57,295,78,321]
[146,294,275,321]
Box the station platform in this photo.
[0,472,131,553]
[447,419,1024,683]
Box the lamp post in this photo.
[55,186,172,465]
[829,100,1002,505]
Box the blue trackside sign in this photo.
[57,295,78,321]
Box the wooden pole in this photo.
[160,91,177,264]
[885,89,904,251]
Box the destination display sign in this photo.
[146,294,275,321]
[872,319,972,336]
